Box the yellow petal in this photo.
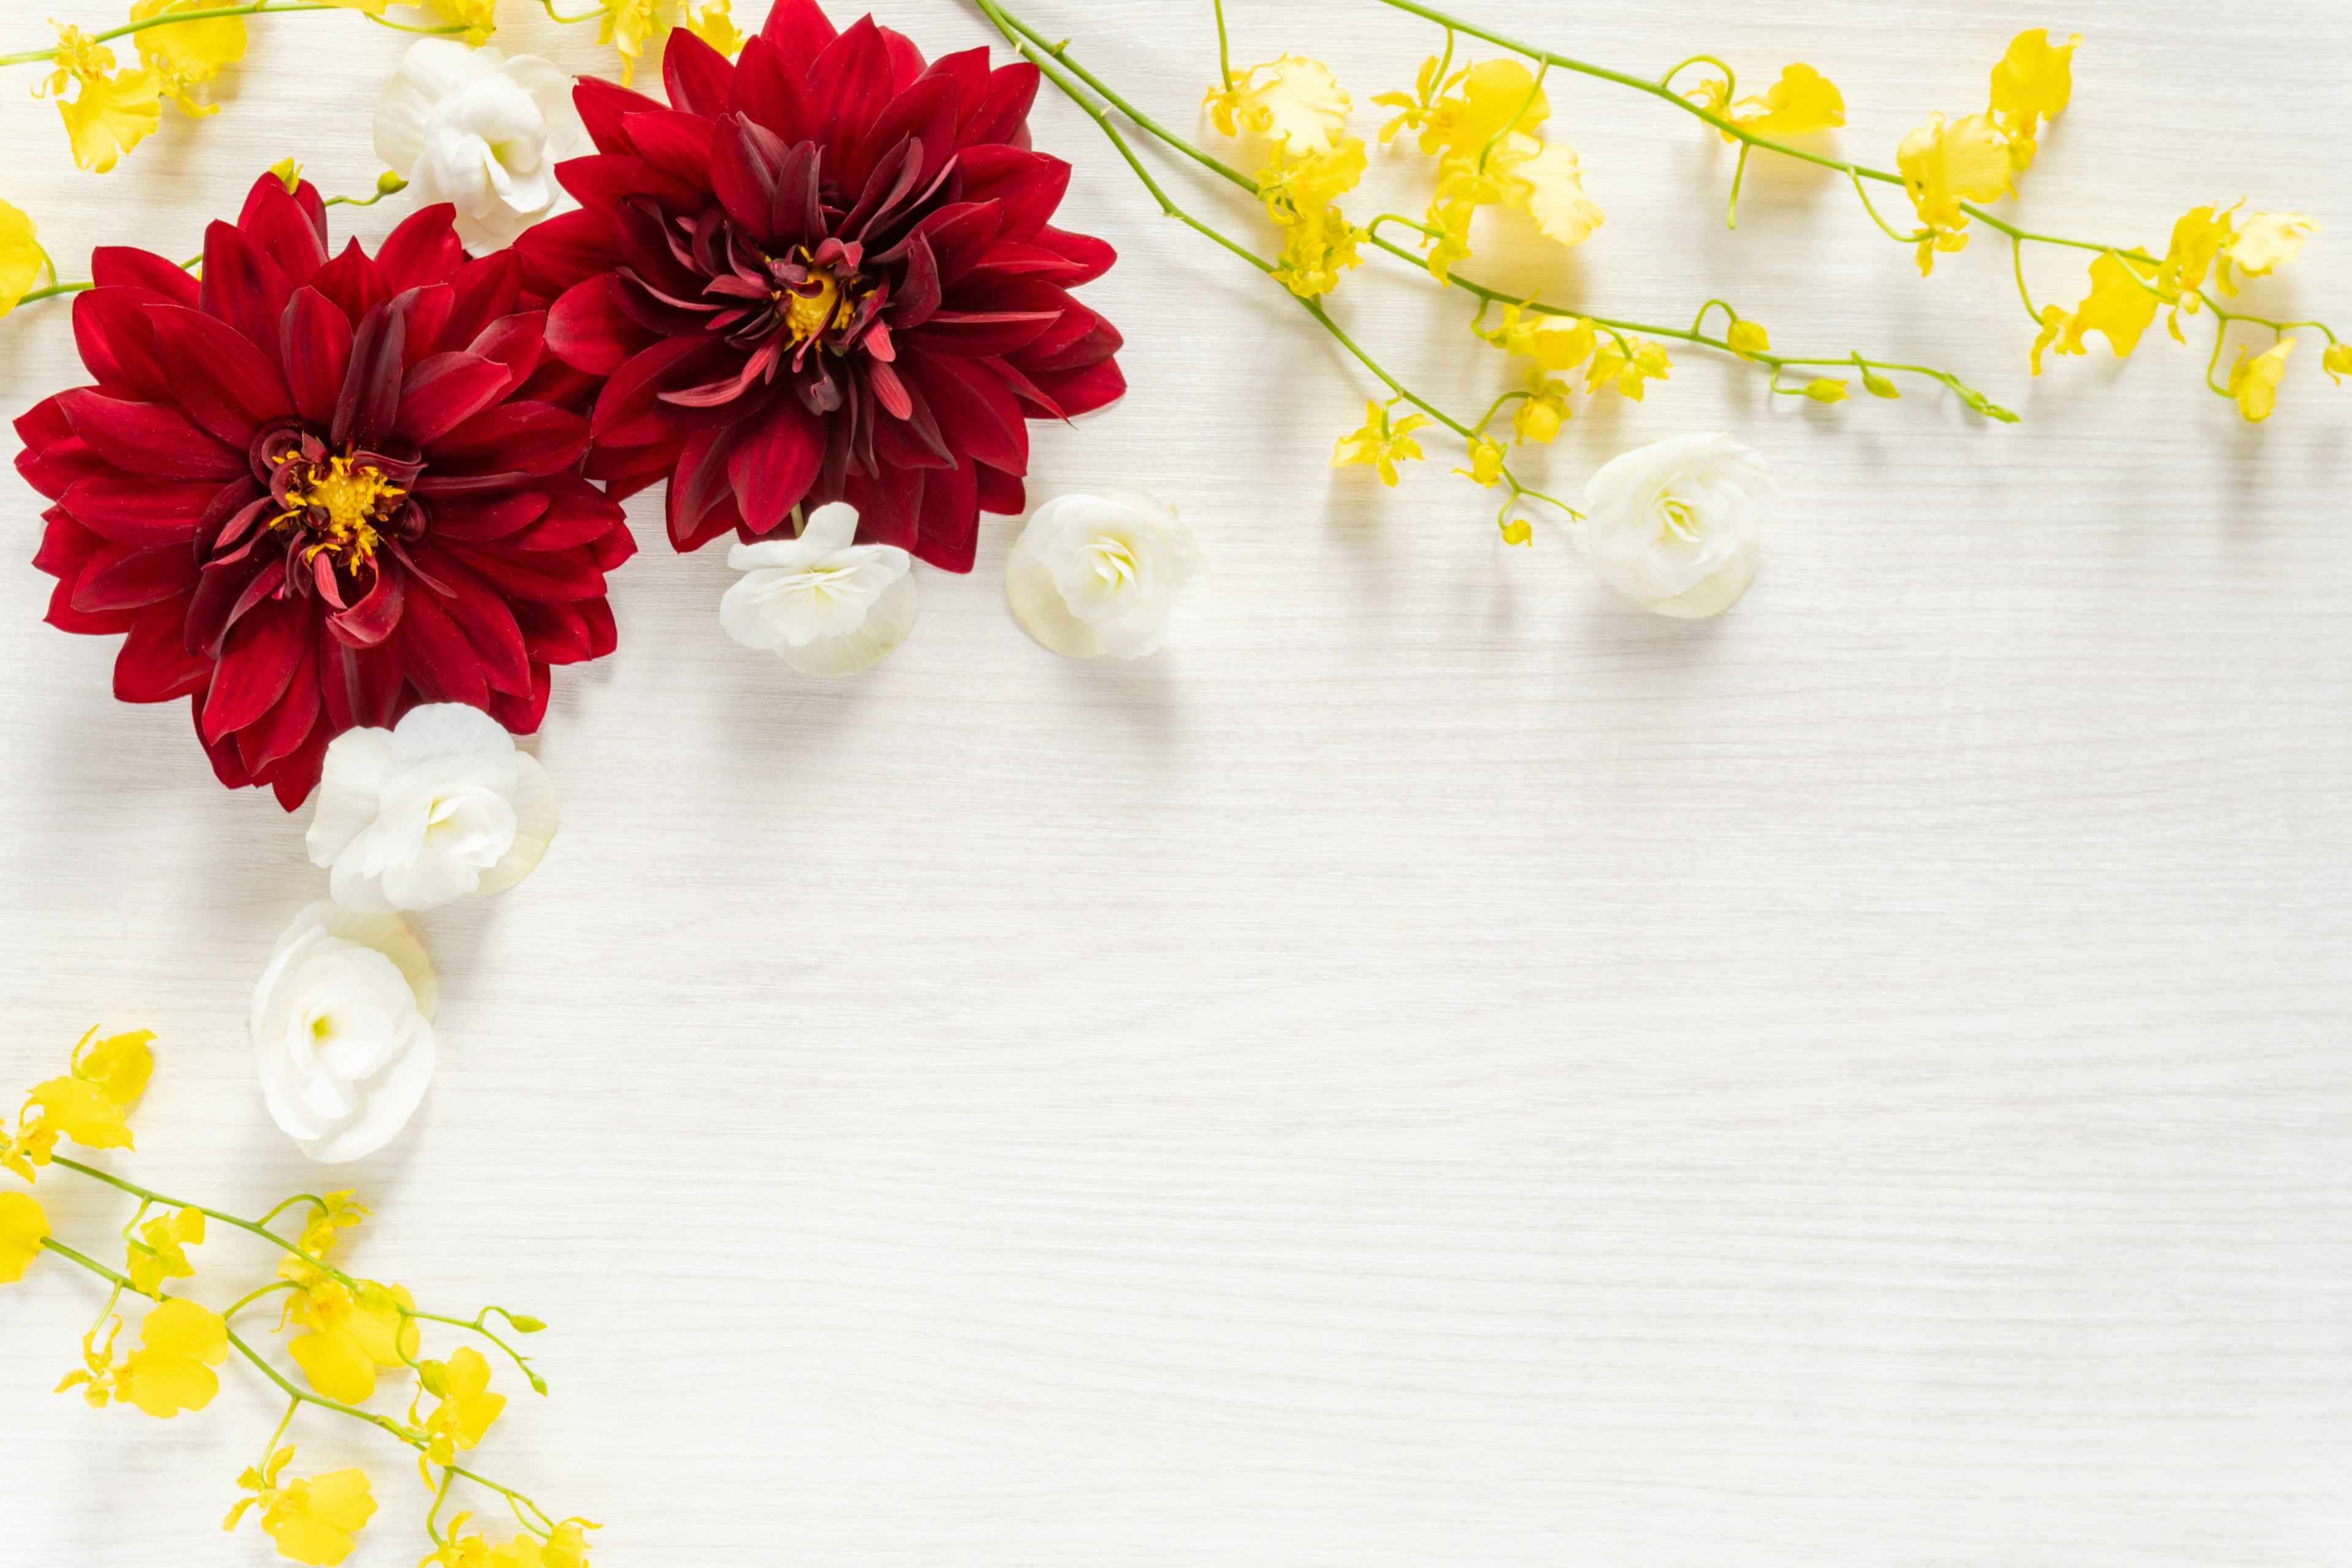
[26,1076,135,1151]
[1802,377,1850,404]
[1489,134,1604,247]
[0,200,41,318]
[681,0,745,56]
[1988,29,2080,170]
[126,1205,205,1295]
[73,1028,154,1108]
[1732,62,1845,137]
[1725,320,1771,359]
[1212,56,1352,157]
[1431,59,1548,157]
[2158,204,2232,300]
[2323,342,2352,383]
[58,67,164,173]
[116,1297,227,1417]
[2228,338,2295,422]
[2228,212,2318,279]
[2060,252,2162,358]
[130,0,247,84]
[0,1191,48,1283]
[1896,111,2011,235]
[263,1468,377,1567]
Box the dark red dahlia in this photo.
[520,0,1126,570]
[17,172,635,809]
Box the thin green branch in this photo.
[0,0,461,67]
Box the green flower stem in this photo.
[259,1392,300,1468]
[411,1308,542,1390]
[0,0,463,67]
[540,0,605,23]
[41,1234,140,1292]
[224,1278,296,1323]
[1211,0,1234,90]
[51,1153,356,1293]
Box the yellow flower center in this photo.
[1657,496,1702,542]
[274,454,403,569]
[784,263,847,345]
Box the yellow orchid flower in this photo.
[1332,401,1431,486]
[110,1296,228,1418]
[413,1346,508,1469]
[1730,63,1845,138]
[1487,304,1595,371]
[2029,304,2070,374]
[56,1315,126,1406]
[2155,203,2234,332]
[283,1274,420,1403]
[1513,371,1571,445]
[20,1073,137,1162]
[2223,211,2319,293]
[1414,58,1547,158]
[2060,252,2163,358]
[1487,134,1604,247]
[1801,377,1850,403]
[126,1205,206,1295]
[1260,137,1367,298]
[1725,320,1771,359]
[1586,337,1673,400]
[1453,435,1507,488]
[2323,342,2352,384]
[38,25,163,173]
[1,200,45,318]
[1896,111,2011,267]
[2226,338,2295,421]
[129,0,247,118]
[71,1027,155,1108]
[682,0,745,56]
[1988,29,2079,172]
[424,0,499,46]
[1206,56,1352,157]
[598,0,660,84]
[0,1190,48,1282]
[288,1189,370,1261]
[1371,51,1448,145]
[227,1447,379,1567]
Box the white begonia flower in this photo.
[1005,489,1210,660]
[305,704,560,914]
[253,902,439,1165]
[720,502,918,677]
[373,39,587,255]
[1581,432,1775,619]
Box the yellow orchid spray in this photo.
[2,1028,595,1568]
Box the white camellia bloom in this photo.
[720,502,918,677]
[374,39,586,255]
[306,704,560,914]
[1005,489,1210,659]
[253,902,439,1165]
[1582,432,1775,619]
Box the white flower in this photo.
[305,704,559,914]
[1582,432,1775,619]
[720,502,918,677]
[253,902,439,1165]
[1005,489,1210,659]
[373,39,587,255]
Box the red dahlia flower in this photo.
[521,0,1126,570]
[17,172,634,809]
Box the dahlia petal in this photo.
[60,473,222,546]
[730,36,815,146]
[443,249,525,350]
[772,140,826,250]
[430,489,550,543]
[395,353,514,446]
[114,598,212,703]
[201,595,307,741]
[33,508,107,583]
[198,221,295,372]
[196,700,252,790]
[557,156,707,219]
[575,76,663,156]
[1012,296,1125,372]
[710,115,788,246]
[57,390,246,480]
[661,28,736,119]
[143,303,296,443]
[72,288,173,402]
[428,550,532,696]
[319,630,405,732]
[483,663,552,734]
[913,201,1007,285]
[393,283,456,372]
[309,238,391,327]
[236,177,330,284]
[904,350,1027,475]
[514,208,623,301]
[1018,225,1117,285]
[811,17,897,157]
[594,335,719,437]
[1030,356,1128,419]
[911,447,980,573]
[975,462,1025,516]
[511,598,594,664]
[590,520,638,575]
[956,145,1071,242]
[243,628,321,770]
[514,355,601,417]
[440,540,606,605]
[584,435,684,498]
[518,482,628,550]
[90,246,198,304]
[185,553,274,658]
[760,0,838,54]
[425,402,591,477]
[377,204,465,294]
[883,231,942,328]
[840,465,918,553]
[726,397,824,533]
[914,308,1061,358]
[666,426,738,551]
[281,286,356,428]
[329,562,405,648]
[466,309,549,397]
[845,70,959,202]
[332,299,408,451]
[392,584,491,710]
[610,194,709,301]
[965,62,1042,149]
[878,25,927,90]
[608,270,716,341]
[262,709,334,810]
[414,470,533,497]
[920,45,991,127]
[624,107,722,186]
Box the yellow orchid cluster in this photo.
[1205,56,1366,298]
[2,1028,592,1568]
[1891,29,2078,273]
[0,0,748,174]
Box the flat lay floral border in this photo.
[1,1,2342,1563]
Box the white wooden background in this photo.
[3,1,2348,1564]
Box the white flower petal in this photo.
[252,902,438,1165]
[1583,433,1773,619]
[374,41,579,255]
[1006,489,1209,660]
[722,503,918,676]
[474,752,560,897]
[775,571,919,677]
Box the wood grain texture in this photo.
[2,1,2348,1564]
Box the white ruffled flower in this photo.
[1005,489,1210,659]
[373,39,587,255]
[720,502,918,677]
[305,704,559,914]
[1582,433,1774,619]
[253,902,439,1165]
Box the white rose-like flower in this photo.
[374,39,586,255]
[1005,489,1210,659]
[720,502,918,677]
[1582,432,1775,619]
[254,902,439,1165]
[305,704,559,914]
